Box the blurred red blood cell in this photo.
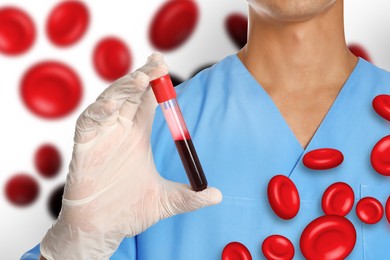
[262,235,294,260]
[48,184,65,219]
[93,37,131,81]
[5,174,39,206]
[386,196,390,224]
[267,175,300,220]
[371,135,390,176]
[0,6,35,55]
[303,148,344,170]
[46,1,89,46]
[170,73,183,87]
[35,144,61,178]
[322,182,354,216]
[373,94,390,121]
[149,0,198,51]
[300,215,356,260]
[356,197,383,224]
[222,242,252,260]
[225,13,248,49]
[348,43,372,62]
[20,61,82,119]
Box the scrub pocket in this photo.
[360,185,390,260]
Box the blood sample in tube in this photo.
[150,74,207,191]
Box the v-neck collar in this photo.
[231,54,363,174]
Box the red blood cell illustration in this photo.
[356,197,383,224]
[20,61,82,119]
[262,235,294,260]
[386,196,390,224]
[322,182,354,216]
[373,94,390,121]
[225,13,248,49]
[0,6,35,55]
[93,37,131,81]
[35,144,61,178]
[300,215,356,260]
[371,135,390,176]
[267,175,300,220]
[303,148,344,170]
[149,0,198,51]
[222,242,252,260]
[48,184,65,219]
[46,1,89,46]
[5,174,39,206]
[348,43,372,62]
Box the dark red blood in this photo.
[225,13,248,49]
[5,174,39,206]
[0,6,35,55]
[93,37,131,81]
[322,182,354,216]
[149,0,198,51]
[35,144,61,178]
[46,1,89,46]
[262,235,294,260]
[222,242,252,260]
[371,135,390,176]
[300,215,356,260]
[48,184,65,219]
[20,61,82,119]
[356,197,383,224]
[267,175,300,219]
[174,139,207,191]
[303,148,344,170]
[348,43,372,62]
[373,94,390,121]
[386,196,390,224]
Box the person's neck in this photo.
[237,0,358,94]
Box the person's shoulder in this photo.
[358,58,390,88]
[174,54,237,96]
[20,244,40,260]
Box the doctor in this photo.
[23,0,390,259]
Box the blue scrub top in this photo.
[22,55,390,259]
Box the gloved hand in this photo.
[40,53,222,260]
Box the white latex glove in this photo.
[40,53,222,260]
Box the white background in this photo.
[0,0,389,259]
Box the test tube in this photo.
[150,74,208,191]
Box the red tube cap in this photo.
[150,74,176,103]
